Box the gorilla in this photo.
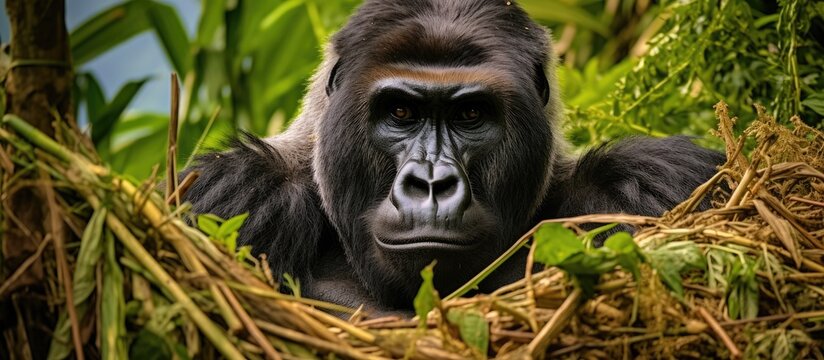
[182,0,723,311]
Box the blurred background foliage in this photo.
[12,0,823,179]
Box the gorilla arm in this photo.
[182,133,334,283]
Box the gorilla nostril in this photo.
[431,176,458,198]
[403,175,430,200]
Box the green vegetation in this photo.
[3,1,822,358]
[68,0,824,180]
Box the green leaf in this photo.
[48,208,107,360]
[580,223,618,247]
[129,329,173,360]
[568,60,635,108]
[146,3,192,75]
[216,212,249,239]
[106,113,168,179]
[604,232,642,279]
[197,214,220,236]
[92,78,150,144]
[801,93,824,116]
[260,0,306,33]
[101,231,127,360]
[71,1,190,75]
[282,273,301,298]
[727,261,759,320]
[533,223,584,266]
[225,232,238,254]
[71,1,153,66]
[197,0,225,47]
[446,308,489,358]
[73,208,107,302]
[555,251,617,275]
[236,245,252,262]
[647,241,707,299]
[519,0,609,35]
[413,262,439,329]
[603,232,635,254]
[76,73,107,121]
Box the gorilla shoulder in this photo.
[546,136,724,220]
[182,134,334,283]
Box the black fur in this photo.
[182,0,724,311]
[540,136,724,245]
[183,134,334,283]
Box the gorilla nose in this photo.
[392,160,471,219]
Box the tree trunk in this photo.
[1,0,73,358]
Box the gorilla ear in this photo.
[326,60,343,96]
[534,62,550,106]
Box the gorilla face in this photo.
[315,0,557,307]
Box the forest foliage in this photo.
[64,0,824,179]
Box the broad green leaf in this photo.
[534,224,646,296]
[801,93,824,116]
[197,215,220,236]
[520,0,609,35]
[72,1,190,75]
[92,78,150,144]
[260,0,305,33]
[71,1,153,66]
[533,223,583,266]
[146,3,192,75]
[76,73,107,121]
[413,262,439,329]
[109,113,168,153]
[603,232,636,254]
[604,232,642,279]
[107,113,168,179]
[446,308,489,358]
[197,0,225,47]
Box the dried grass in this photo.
[1,100,822,359]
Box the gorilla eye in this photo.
[390,105,414,120]
[460,107,481,121]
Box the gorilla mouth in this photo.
[375,232,478,252]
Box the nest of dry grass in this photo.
[1,101,822,360]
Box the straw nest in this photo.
[1,101,822,360]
